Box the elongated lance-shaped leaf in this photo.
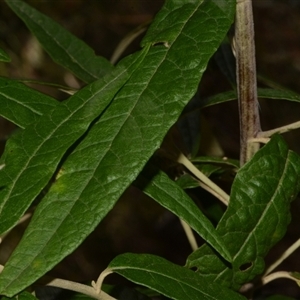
[0,46,149,236]
[187,135,300,290]
[201,88,300,108]
[0,48,11,62]
[192,156,240,168]
[136,167,231,262]
[0,0,235,296]
[106,253,246,300]
[5,0,113,83]
[0,77,58,129]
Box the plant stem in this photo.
[262,271,299,286]
[179,219,198,251]
[235,0,261,165]
[264,238,300,276]
[177,153,229,205]
[198,181,229,206]
[258,120,300,138]
[110,20,151,64]
[45,278,116,300]
[93,268,113,295]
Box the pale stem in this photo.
[235,0,261,165]
[179,219,198,251]
[177,153,230,205]
[110,21,151,64]
[92,268,113,295]
[264,238,300,276]
[262,271,299,286]
[198,181,228,206]
[258,120,300,138]
[45,278,116,300]
[247,137,270,144]
[0,212,32,241]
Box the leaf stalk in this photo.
[45,278,116,300]
[177,153,229,205]
[264,238,300,276]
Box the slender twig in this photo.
[264,238,300,276]
[258,120,300,138]
[177,153,229,205]
[179,219,198,251]
[235,0,261,165]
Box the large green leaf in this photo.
[187,135,300,290]
[0,47,148,236]
[0,48,11,63]
[107,253,246,300]
[0,77,58,128]
[5,0,113,83]
[136,167,231,262]
[0,0,235,296]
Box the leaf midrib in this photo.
[112,265,215,299]
[0,67,127,212]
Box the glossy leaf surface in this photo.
[5,0,113,83]
[108,253,246,300]
[0,0,235,296]
[137,168,231,262]
[0,48,148,236]
[187,135,300,290]
[0,77,57,128]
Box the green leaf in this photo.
[0,77,58,128]
[186,135,300,290]
[0,48,11,62]
[136,167,231,262]
[191,156,240,169]
[201,88,300,108]
[257,88,300,102]
[0,47,148,236]
[5,0,113,83]
[1,291,37,300]
[176,173,201,189]
[107,253,246,300]
[0,0,235,296]
[176,156,238,190]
